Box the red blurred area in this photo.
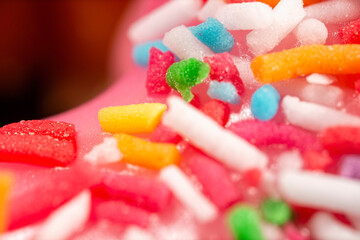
[0,1,132,125]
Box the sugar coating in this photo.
[122,226,154,240]
[128,0,201,43]
[163,25,213,60]
[166,58,210,102]
[146,47,174,95]
[304,0,360,25]
[207,81,240,105]
[163,96,268,171]
[251,85,280,121]
[282,96,360,132]
[159,165,218,223]
[200,100,230,126]
[197,0,225,21]
[36,190,91,240]
[278,170,360,217]
[246,0,305,56]
[339,18,360,44]
[340,155,360,180]
[309,212,360,240]
[83,137,122,165]
[215,2,273,30]
[133,40,169,67]
[320,126,360,155]
[293,18,328,46]
[189,17,234,53]
[305,73,336,85]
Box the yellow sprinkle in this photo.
[98,103,167,134]
[0,173,13,233]
[114,133,181,170]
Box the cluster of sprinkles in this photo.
[0,0,360,239]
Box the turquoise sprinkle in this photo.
[133,40,169,66]
[207,81,240,105]
[251,84,280,121]
[189,17,234,53]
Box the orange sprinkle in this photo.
[114,133,181,170]
[251,44,360,84]
[0,173,12,233]
[227,0,323,8]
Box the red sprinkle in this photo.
[303,150,333,171]
[150,124,182,144]
[204,52,245,95]
[146,47,175,95]
[355,79,360,93]
[320,126,360,154]
[339,18,360,44]
[241,168,262,188]
[201,100,230,126]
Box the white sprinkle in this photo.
[282,95,360,132]
[306,73,336,85]
[83,137,122,165]
[197,0,226,22]
[293,18,328,46]
[262,222,284,240]
[278,170,360,217]
[246,0,305,56]
[163,96,268,171]
[275,150,303,172]
[122,226,154,240]
[159,165,218,223]
[261,170,280,198]
[300,84,344,109]
[309,212,360,240]
[128,0,202,43]
[215,2,273,30]
[36,190,91,240]
[305,0,360,25]
[163,25,213,60]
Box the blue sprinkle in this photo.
[189,17,234,53]
[251,85,280,121]
[133,40,169,67]
[207,81,240,105]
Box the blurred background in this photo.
[0,0,134,126]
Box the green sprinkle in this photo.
[227,205,264,240]
[166,58,210,102]
[261,198,292,226]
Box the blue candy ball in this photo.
[251,85,280,121]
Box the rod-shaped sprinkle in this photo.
[282,96,360,132]
[163,96,268,171]
[278,170,360,217]
[251,44,360,83]
[159,165,218,223]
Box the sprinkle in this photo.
[163,25,213,60]
[150,124,182,144]
[278,170,360,217]
[283,224,310,240]
[189,17,234,53]
[276,150,303,171]
[227,205,265,240]
[250,84,280,121]
[99,170,171,212]
[339,18,360,44]
[133,40,169,67]
[320,126,360,155]
[305,73,336,85]
[303,150,333,171]
[305,0,360,25]
[251,44,360,83]
[166,58,210,102]
[215,2,273,30]
[300,84,344,108]
[293,18,328,46]
[282,96,360,132]
[0,173,12,233]
[309,212,360,240]
[162,96,268,171]
[128,0,201,43]
[98,103,167,134]
[246,0,305,56]
[84,137,122,165]
[339,155,360,180]
[114,133,180,170]
[146,47,174,95]
[159,165,218,223]
[197,0,226,21]
[122,226,154,240]
[36,190,91,240]
[261,198,292,226]
[207,81,240,105]
[261,223,284,240]
[229,0,322,8]
[200,100,230,126]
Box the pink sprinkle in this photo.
[204,52,245,95]
[228,120,321,152]
[200,100,230,126]
[150,124,182,144]
[185,149,240,209]
[146,47,175,95]
[95,200,150,228]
